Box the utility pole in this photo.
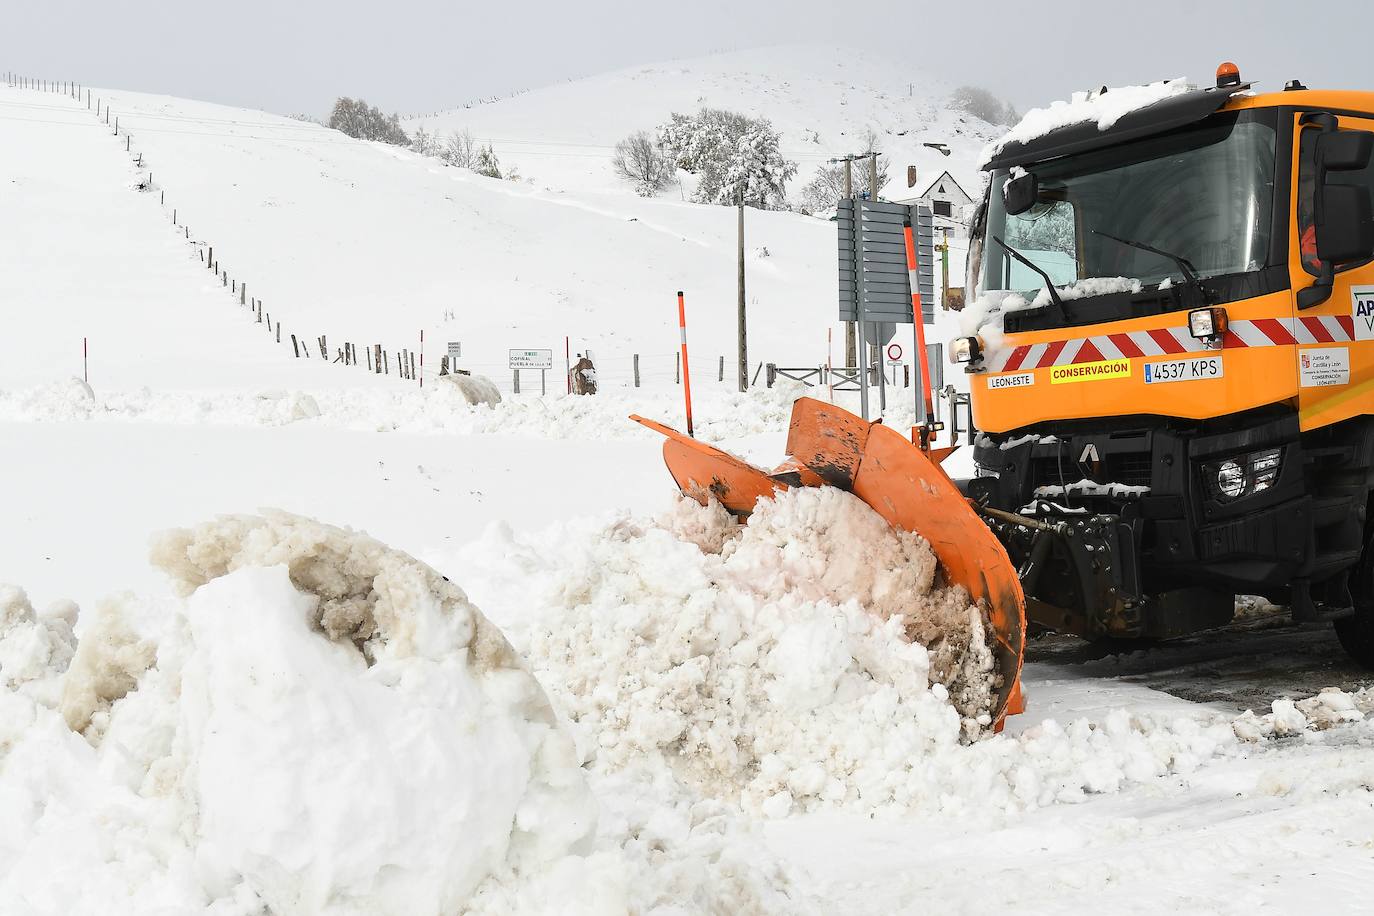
[870,151,886,413]
[940,228,951,309]
[737,189,748,392]
[840,157,856,367]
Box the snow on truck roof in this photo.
[980,78,1240,170]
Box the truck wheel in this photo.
[1335,539,1374,669]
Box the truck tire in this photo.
[1335,536,1374,669]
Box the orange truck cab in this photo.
[954,65,1374,665]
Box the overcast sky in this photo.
[7,0,1370,118]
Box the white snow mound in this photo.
[0,513,598,915]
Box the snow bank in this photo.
[980,78,1193,166]
[0,378,807,442]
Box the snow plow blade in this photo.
[631,398,1026,724]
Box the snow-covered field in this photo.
[3,53,1374,916]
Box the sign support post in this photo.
[904,218,936,443]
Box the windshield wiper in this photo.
[992,235,1068,323]
[1090,230,1204,301]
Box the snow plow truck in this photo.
[636,63,1374,726]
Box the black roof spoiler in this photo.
[982,83,1252,172]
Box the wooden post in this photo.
[513,369,520,394]
[291,334,300,357]
[319,335,327,359]
[375,344,382,374]
[719,355,724,382]
[208,247,213,269]
[675,351,680,384]
[367,347,373,371]
[633,353,640,387]
[173,209,177,225]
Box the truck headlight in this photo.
[1188,307,1229,342]
[950,336,983,364]
[1205,447,1282,502]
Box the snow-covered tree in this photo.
[612,131,676,197]
[657,108,797,209]
[474,144,502,179]
[950,86,1019,127]
[327,97,409,145]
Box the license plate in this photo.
[1143,355,1223,384]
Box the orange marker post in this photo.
[677,290,695,437]
[903,219,936,447]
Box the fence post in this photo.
[719,355,724,382]
[368,348,374,371]
[291,334,300,357]
[766,363,777,388]
[633,353,640,387]
[207,247,213,269]
[513,369,520,394]
[675,351,680,385]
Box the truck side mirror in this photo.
[1317,183,1374,265]
[1297,121,1374,309]
[1320,130,1374,171]
[1002,171,1038,216]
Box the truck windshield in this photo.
[974,110,1278,301]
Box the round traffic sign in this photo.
[886,343,903,361]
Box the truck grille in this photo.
[1028,452,1154,492]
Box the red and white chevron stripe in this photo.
[986,316,1357,373]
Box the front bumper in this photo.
[967,410,1325,638]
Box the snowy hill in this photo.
[402,45,998,203]
[3,81,854,393]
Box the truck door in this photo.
[1291,111,1374,431]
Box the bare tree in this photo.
[410,125,440,157]
[441,129,477,168]
[794,128,890,215]
[612,131,675,197]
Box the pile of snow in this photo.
[981,78,1194,166]
[0,513,806,913]
[450,489,1311,822]
[436,372,503,407]
[1031,276,1143,307]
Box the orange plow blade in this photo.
[632,398,1026,724]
